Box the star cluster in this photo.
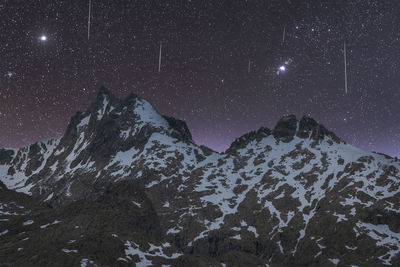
[0,1,399,157]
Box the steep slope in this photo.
[0,87,193,205]
[0,138,60,194]
[1,88,400,266]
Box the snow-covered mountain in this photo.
[1,87,400,266]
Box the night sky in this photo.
[1,1,399,157]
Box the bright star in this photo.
[279,65,286,72]
[40,35,47,41]
[5,71,15,78]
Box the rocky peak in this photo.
[86,86,114,114]
[58,87,194,162]
[162,116,193,142]
[226,115,344,153]
[97,86,114,102]
[121,92,139,107]
[297,116,341,143]
[272,114,342,143]
[272,114,298,142]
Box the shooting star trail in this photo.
[248,58,251,73]
[344,41,348,94]
[282,26,286,46]
[158,42,162,73]
[87,0,92,41]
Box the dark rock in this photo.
[297,116,341,143]
[272,114,298,142]
[226,127,271,153]
[0,149,14,165]
[163,115,193,142]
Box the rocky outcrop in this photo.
[226,127,271,154]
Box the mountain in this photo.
[1,87,400,267]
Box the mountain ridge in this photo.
[0,87,394,160]
[1,87,400,266]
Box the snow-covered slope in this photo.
[1,87,400,266]
[0,87,193,201]
[0,137,60,194]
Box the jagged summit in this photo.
[273,114,342,143]
[98,85,112,96]
[88,86,118,112]
[65,87,193,148]
[227,114,342,153]
[0,87,195,197]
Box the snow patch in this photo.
[23,220,34,226]
[132,201,141,208]
[62,249,78,253]
[0,229,8,235]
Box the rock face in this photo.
[1,87,400,266]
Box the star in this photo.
[5,71,15,78]
[0,1,397,158]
